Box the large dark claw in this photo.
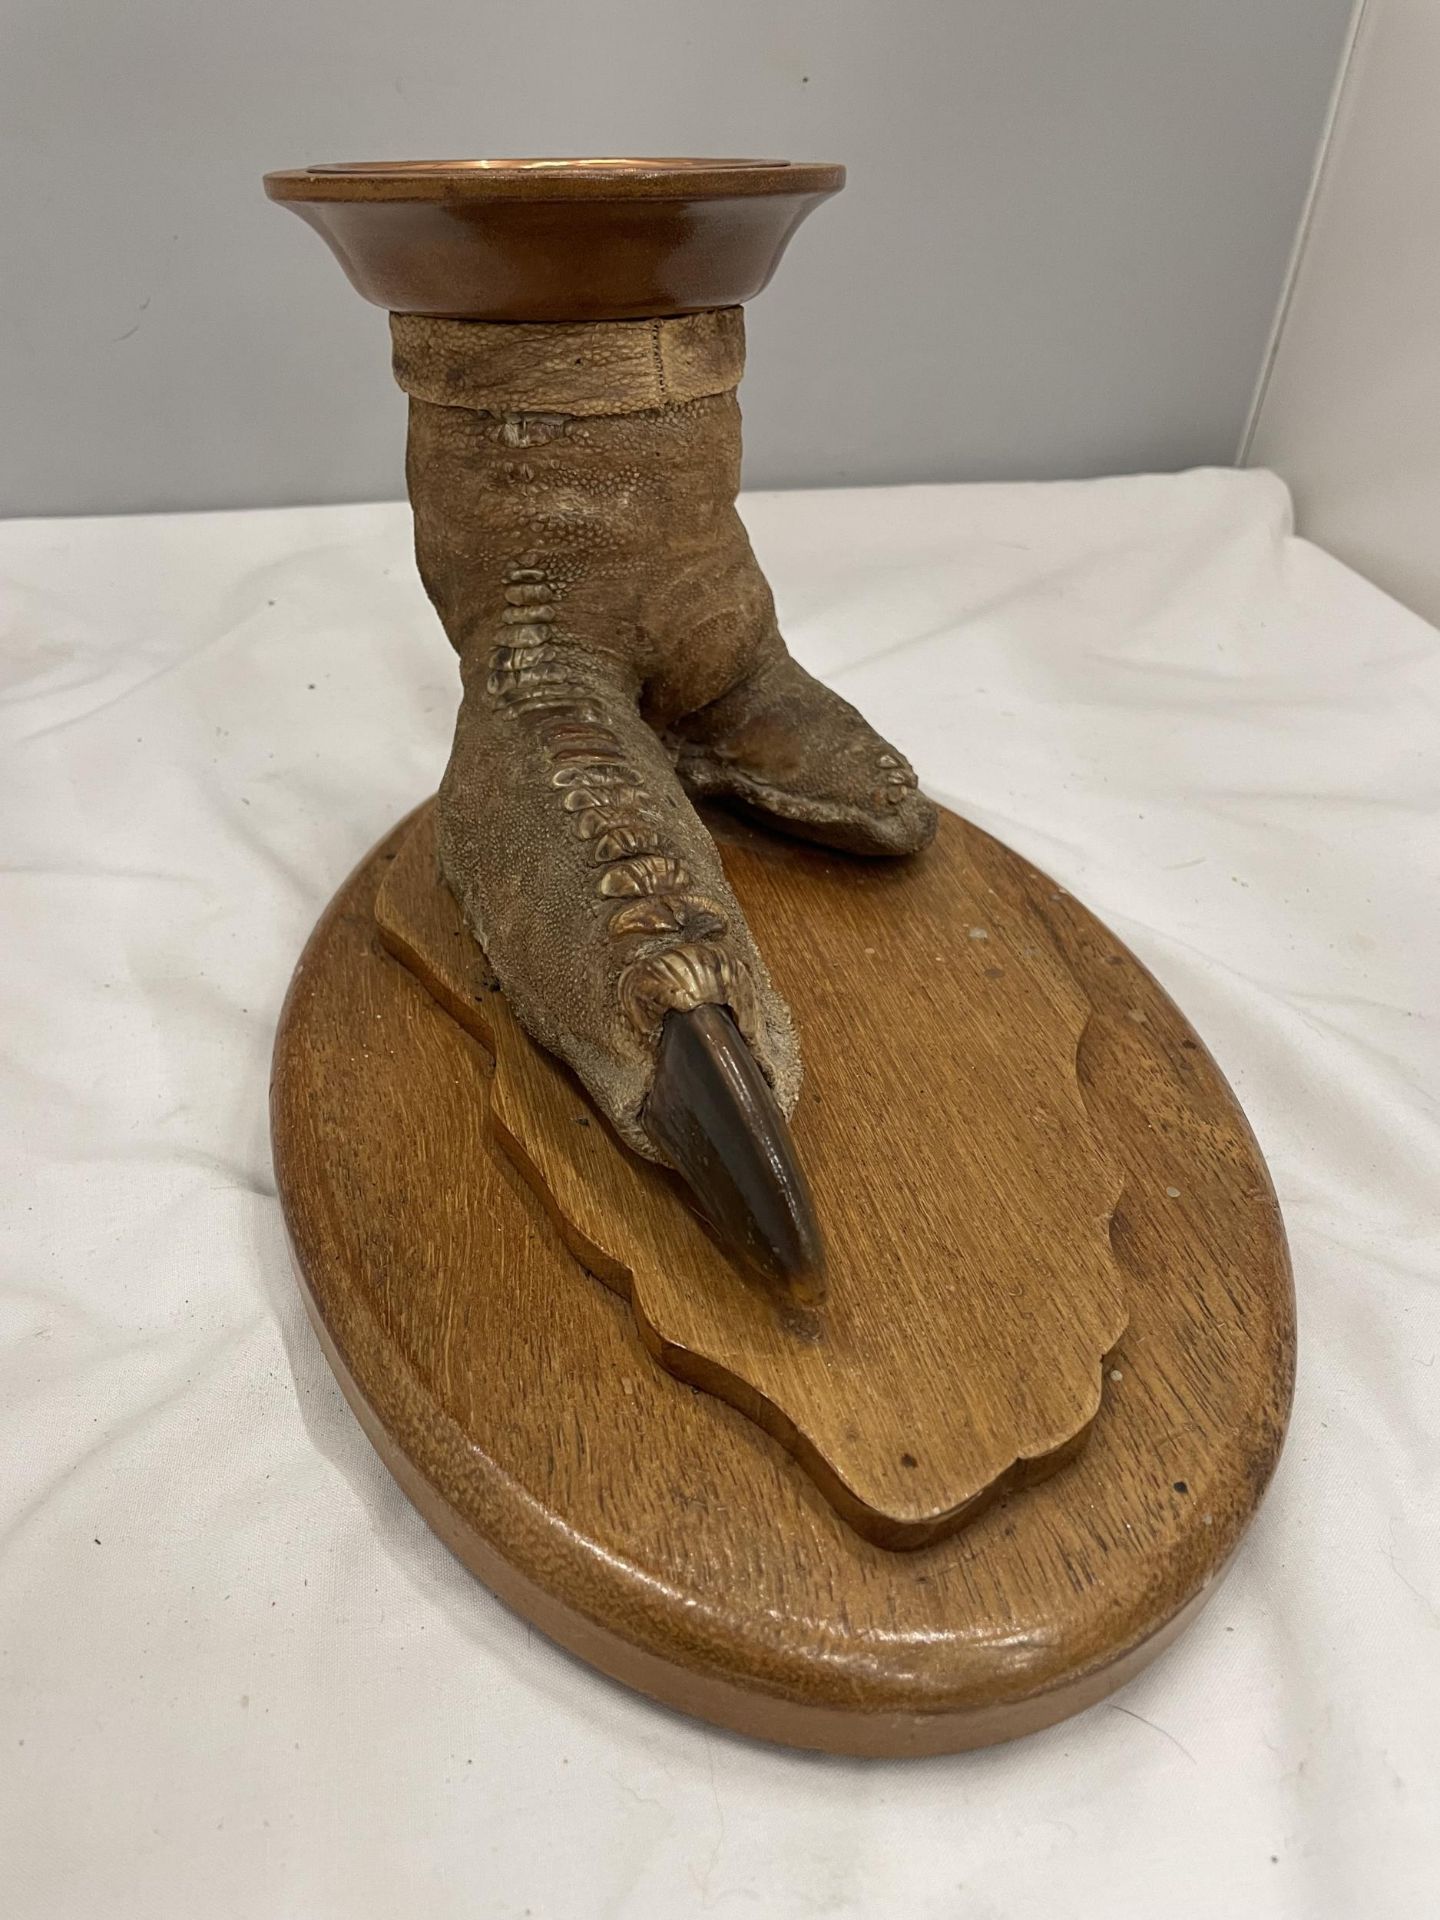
[645,1004,825,1304]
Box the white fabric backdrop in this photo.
[2,469,1436,1917]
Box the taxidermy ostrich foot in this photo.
[394,307,936,1290]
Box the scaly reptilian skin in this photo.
[393,307,936,1157]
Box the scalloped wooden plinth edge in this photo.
[375,803,1128,1548]
[271,802,1295,1756]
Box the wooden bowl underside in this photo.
[263,157,845,319]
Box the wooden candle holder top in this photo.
[262,157,845,320]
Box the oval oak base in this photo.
[271,804,1294,1756]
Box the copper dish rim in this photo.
[263,157,846,205]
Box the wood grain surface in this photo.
[376,805,1128,1547]
[271,801,1295,1755]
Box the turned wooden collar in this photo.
[262,156,846,322]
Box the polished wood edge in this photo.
[292,1247,1236,1757]
[263,158,846,205]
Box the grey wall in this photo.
[1246,0,1440,625]
[2,0,1354,518]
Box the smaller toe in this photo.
[673,652,937,857]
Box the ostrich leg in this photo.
[394,308,935,1285]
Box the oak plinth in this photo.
[271,800,1294,1755]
